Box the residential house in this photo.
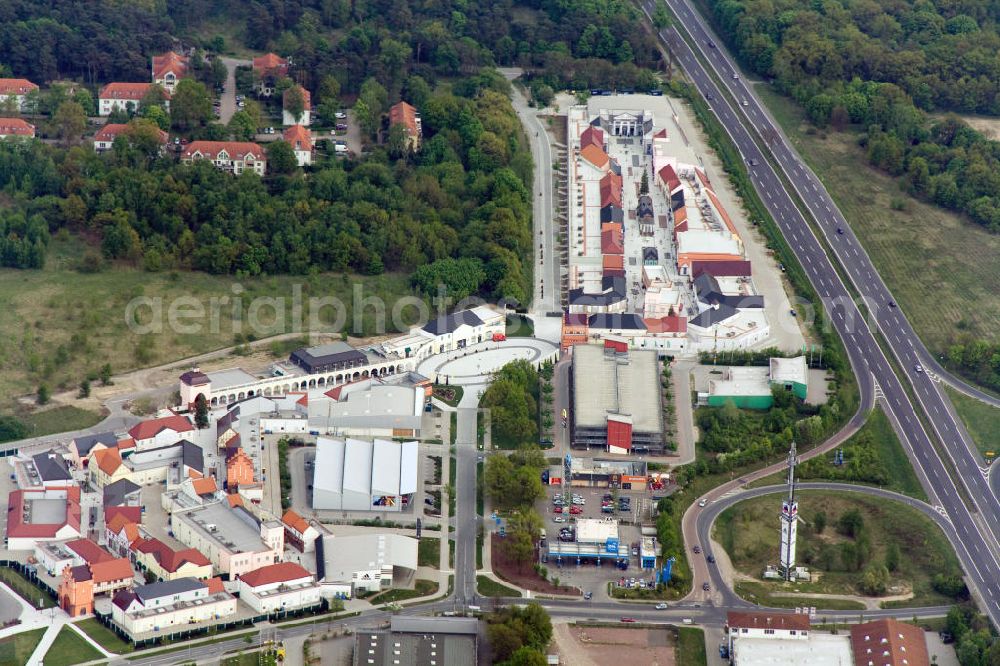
[151,51,189,93]
[111,578,236,638]
[98,82,169,116]
[103,479,142,509]
[128,414,194,450]
[29,451,74,488]
[5,486,82,550]
[58,555,134,616]
[412,306,504,355]
[130,537,212,582]
[69,432,123,468]
[280,509,320,553]
[283,124,312,166]
[105,512,142,558]
[0,78,38,112]
[252,53,289,96]
[388,101,422,151]
[0,117,34,139]
[89,448,129,489]
[180,141,266,176]
[93,122,168,152]
[282,85,311,126]
[726,611,811,653]
[236,562,320,614]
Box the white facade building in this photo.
[236,562,321,614]
[112,578,236,638]
[317,533,418,595]
[312,438,418,512]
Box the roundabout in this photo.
[417,338,558,386]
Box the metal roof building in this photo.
[312,438,419,511]
[354,616,477,666]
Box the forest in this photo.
[705,0,1000,232]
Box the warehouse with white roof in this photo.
[312,437,418,512]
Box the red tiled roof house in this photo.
[181,141,266,176]
[98,82,170,116]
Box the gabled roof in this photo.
[152,51,189,80]
[599,172,623,208]
[103,479,141,508]
[658,164,681,191]
[94,122,169,145]
[282,124,312,151]
[0,78,38,95]
[388,101,420,135]
[281,509,310,535]
[112,589,137,611]
[132,538,211,572]
[66,538,114,564]
[191,477,218,496]
[689,303,737,328]
[92,447,123,476]
[106,512,140,546]
[90,557,134,584]
[0,117,35,136]
[239,562,312,588]
[70,565,92,582]
[32,451,72,482]
[580,144,609,169]
[72,432,119,457]
[105,505,141,527]
[135,578,205,603]
[181,141,265,162]
[563,312,588,327]
[205,577,226,594]
[588,313,647,330]
[580,126,604,150]
[99,82,168,101]
[129,414,193,441]
[253,53,288,75]
[422,309,484,335]
[600,222,623,255]
[600,204,624,224]
[727,611,810,632]
[849,618,929,666]
[181,440,204,473]
[644,314,687,334]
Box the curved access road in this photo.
[692,483,962,611]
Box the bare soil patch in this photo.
[490,534,579,595]
[551,623,675,666]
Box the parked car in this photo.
[693,545,702,554]
[584,592,592,600]
[620,617,636,623]
[702,582,711,591]
[569,506,582,514]
[553,506,563,513]
[335,111,347,119]
[552,516,566,523]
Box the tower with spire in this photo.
[779,441,798,581]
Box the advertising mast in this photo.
[779,441,798,581]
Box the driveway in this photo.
[219,57,251,124]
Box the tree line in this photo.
[706,0,1000,233]
[0,71,534,305]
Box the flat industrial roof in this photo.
[207,368,259,390]
[575,518,619,544]
[319,533,417,582]
[29,499,68,524]
[677,229,742,256]
[732,634,853,666]
[313,437,418,497]
[175,501,268,554]
[572,345,662,433]
[770,356,807,385]
[709,366,770,397]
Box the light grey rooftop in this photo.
[572,345,663,434]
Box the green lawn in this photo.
[222,651,279,666]
[676,627,708,666]
[42,626,105,666]
[477,575,521,598]
[368,579,438,605]
[0,567,56,608]
[0,628,46,665]
[754,406,927,500]
[734,581,866,611]
[18,406,104,438]
[418,537,441,568]
[0,235,417,412]
[716,491,963,608]
[944,386,1000,459]
[74,618,134,654]
[753,84,1000,356]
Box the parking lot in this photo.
[537,484,660,600]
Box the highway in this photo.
[639,0,1000,626]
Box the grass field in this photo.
[42,626,105,666]
[74,618,134,654]
[753,406,927,500]
[418,537,441,568]
[16,406,104,439]
[753,84,1000,355]
[676,627,708,666]
[944,386,1000,459]
[368,579,438,605]
[0,567,56,608]
[734,581,866,611]
[0,628,46,665]
[477,575,521,598]
[0,235,417,412]
[715,491,962,608]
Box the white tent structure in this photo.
[312,437,418,512]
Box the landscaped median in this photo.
[368,579,438,605]
[476,575,521,598]
[74,616,134,654]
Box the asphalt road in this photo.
[453,407,479,606]
[640,0,1000,625]
[503,69,560,314]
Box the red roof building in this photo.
[658,164,681,192]
[388,101,422,150]
[600,222,624,255]
[226,449,255,489]
[0,78,38,97]
[94,122,168,151]
[607,414,633,452]
[238,562,312,588]
[151,51,189,92]
[599,172,623,208]
[180,141,266,176]
[6,486,82,549]
[283,124,313,166]
[253,53,289,77]
[580,126,604,151]
[850,618,930,666]
[643,315,688,334]
[128,414,193,448]
[98,83,169,117]
[0,117,35,138]
[580,143,609,170]
[66,538,114,565]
